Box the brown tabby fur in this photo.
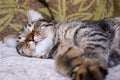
[16,15,120,80]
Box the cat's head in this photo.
[17,10,56,43]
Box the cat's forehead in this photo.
[34,19,48,25]
[34,19,52,27]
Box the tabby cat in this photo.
[16,10,120,80]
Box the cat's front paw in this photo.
[71,59,108,80]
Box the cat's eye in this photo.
[40,22,48,27]
[41,26,46,29]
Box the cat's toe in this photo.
[71,59,108,80]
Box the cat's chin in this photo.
[34,37,54,57]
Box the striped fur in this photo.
[16,16,120,80]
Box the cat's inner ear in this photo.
[27,10,44,22]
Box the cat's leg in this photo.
[55,45,108,80]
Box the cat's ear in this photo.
[27,10,44,22]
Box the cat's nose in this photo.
[28,35,34,41]
[26,33,34,41]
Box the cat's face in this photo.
[17,10,55,43]
[16,10,57,58]
[26,20,54,42]
[17,21,56,45]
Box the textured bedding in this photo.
[0,40,120,80]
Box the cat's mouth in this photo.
[26,36,46,44]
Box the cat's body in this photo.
[16,10,120,80]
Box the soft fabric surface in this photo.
[0,41,120,80]
[46,0,114,21]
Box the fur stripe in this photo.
[88,43,106,50]
[88,32,108,38]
